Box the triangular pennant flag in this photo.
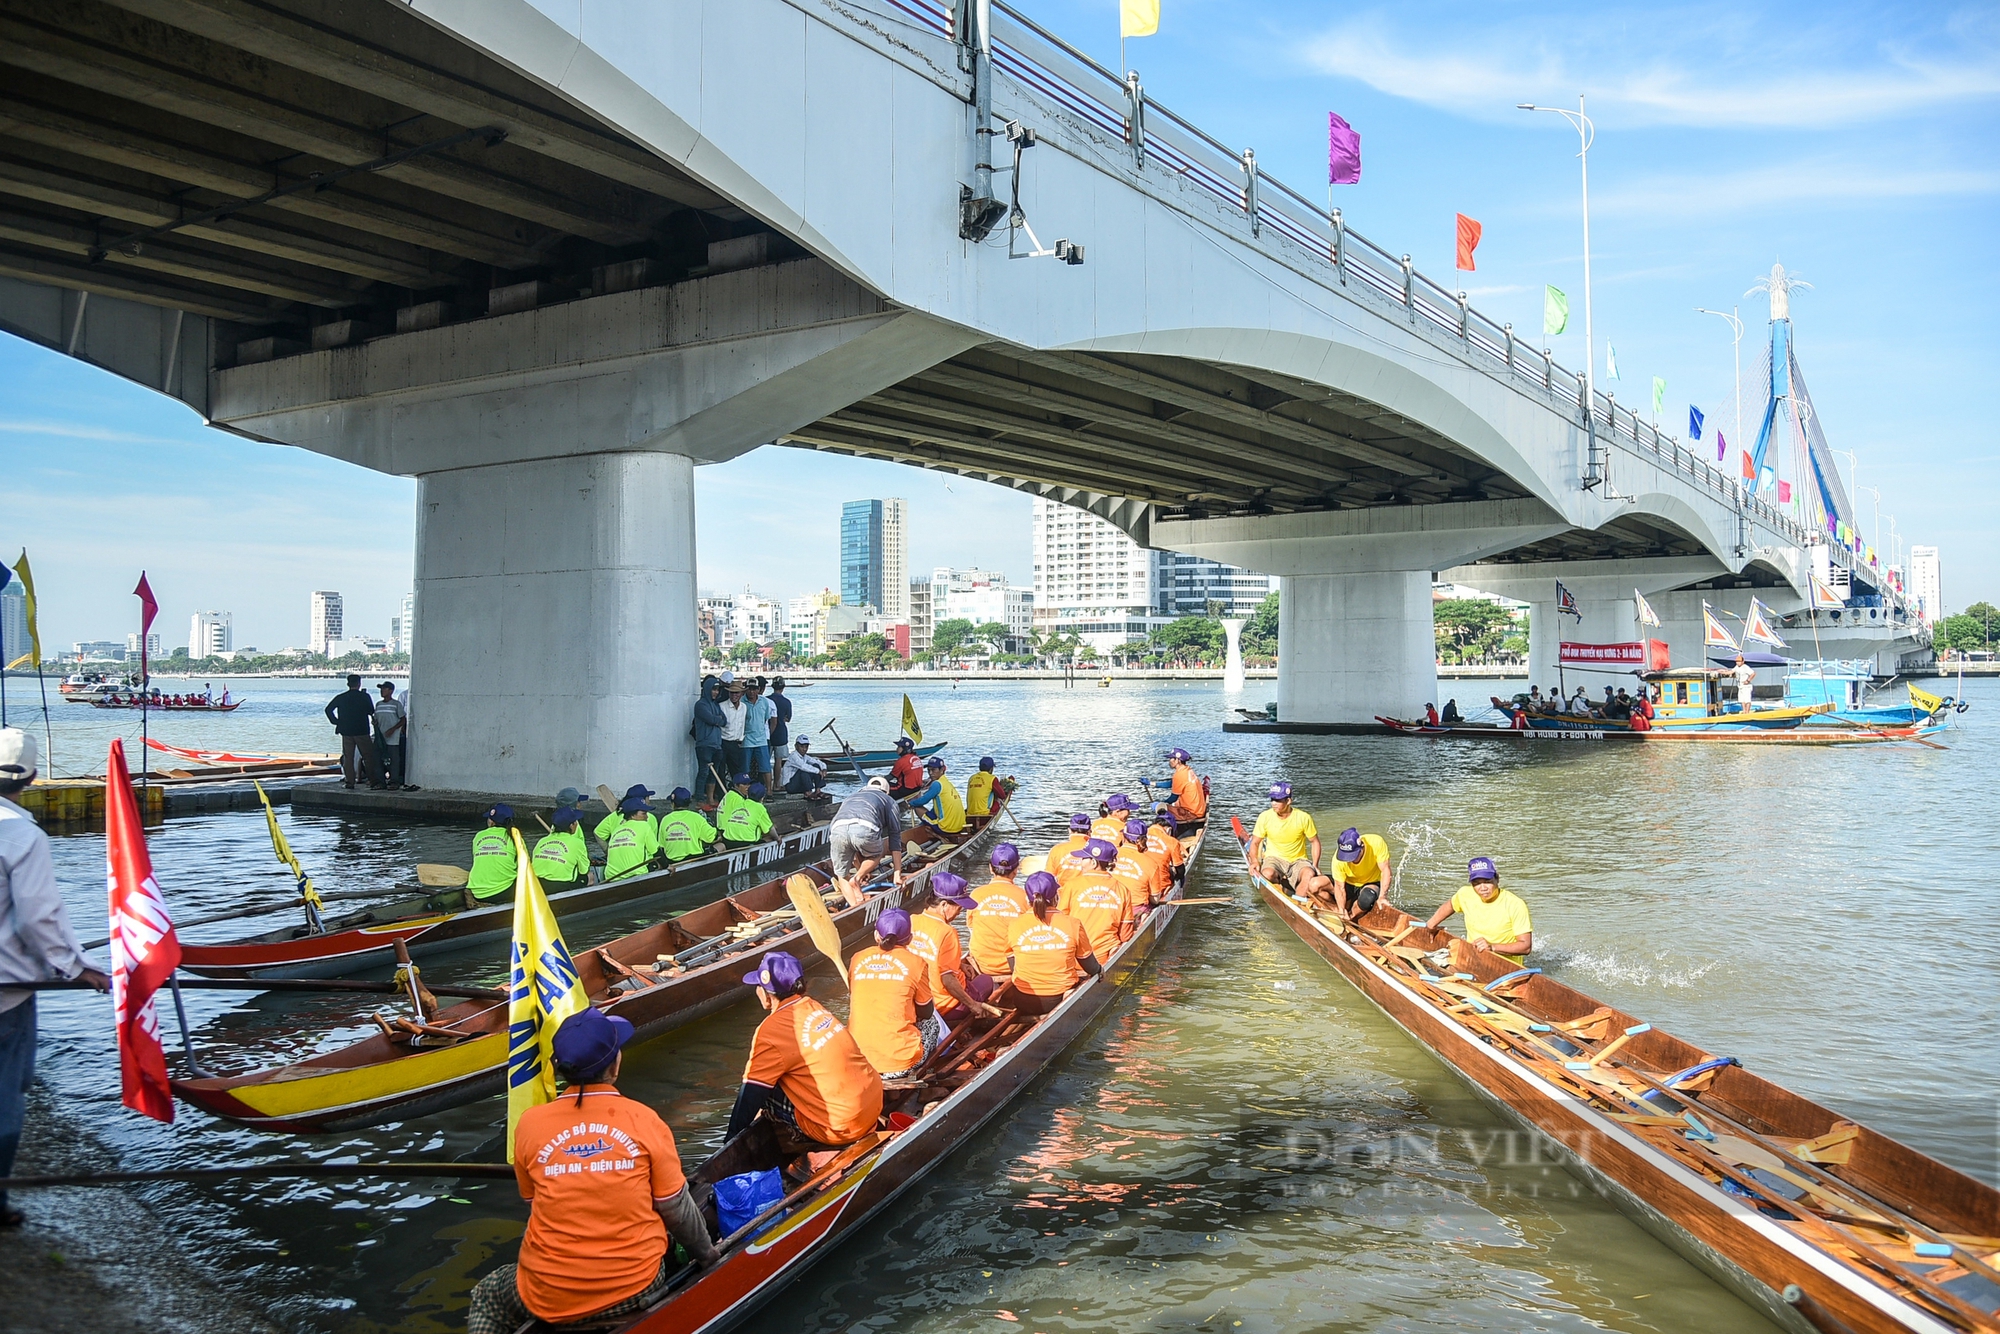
[1702,602,1739,651]
[1744,598,1788,649]
[901,693,923,746]
[1810,574,1844,610]
[1634,588,1661,628]
[1555,580,1582,621]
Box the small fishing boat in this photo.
[816,740,946,776]
[1232,817,2000,1334]
[553,811,1210,1334]
[170,793,1015,1132]
[1642,668,1830,735]
[177,820,834,982]
[1786,663,1967,731]
[59,672,128,700]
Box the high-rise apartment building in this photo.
[787,589,842,656]
[839,498,909,620]
[1909,546,1941,623]
[309,591,343,655]
[189,610,232,657]
[395,592,415,654]
[879,498,909,621]
[930,567,1033,643]
[1030,499,1273,652]
[0,583,26,665]
[907,578,933,655]
[125,632,161,660]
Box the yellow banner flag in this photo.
[505,828,588,1161]
[901,692,922,747]
[254,780,323,930]
[1120,0,1158,37]
[1908,684,1946,716]
[8,550,40,669]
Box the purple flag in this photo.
[1328,113,1361,185]
[1715,429,1727,463]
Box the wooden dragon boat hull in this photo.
[169,797,1014,1133]
[571,817,1210,1334]
[1229,818,1999,1334]
[178,822,833,981]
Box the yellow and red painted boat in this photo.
[170,794,1013,1133]
[1231,816,2000,1334]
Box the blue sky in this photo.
[4,0,1994,651]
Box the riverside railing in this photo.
[881,0,1843,571]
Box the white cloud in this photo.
[1585,160,2000,218]
[1301,12,2000,128]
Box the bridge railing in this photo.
[891,0,1853,578]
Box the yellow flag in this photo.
[1908,684,1945,716]
[255,780,322,928]
[1120,0,1158,38]
[8,550,40,669]
[901,692,922,747]
[505,828,588,1161]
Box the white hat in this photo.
[866,775,891,791]
[0,728,37,780]
[719,670,736,683]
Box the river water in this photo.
[14,675,1997,1334]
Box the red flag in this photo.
[105,738,181,1122]
[1454,213,1482,271]
[133,573,157,685]
[1740,448,1756,482]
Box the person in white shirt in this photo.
[718,681,749,780]
[1733,655,1758,711]
[0,729,109,1228]
[779,737,830,799]
[372,681,408,789]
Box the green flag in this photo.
[1605,343,1620,380]
[1651,376,1666,417]
[1542,285,1569,337]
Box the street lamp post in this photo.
[1519,97,1597,472]
[1695,305,1743,460]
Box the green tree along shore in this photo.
[62,648,413,677]
[1936,602,1998,656]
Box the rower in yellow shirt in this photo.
[1318,826,1392,921]
[964,757,998,827]
[1246,782,1326,898]
[1423,856,1532,958]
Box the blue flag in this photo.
[1688,405,1705,440]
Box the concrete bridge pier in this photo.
[1152,502,1571,724]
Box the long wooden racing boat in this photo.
[1376,715,1640,742]
[170,794,1013,1133]
[178,820,832,981]
[1230,817,2000,1334]
[551,813,1210,1334]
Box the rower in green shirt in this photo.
[716,776,774,846]
[603,797,661,881]
[593,783,658,847]
[658,787,719,863]
[467,804,519,904]
[530,807,592,891]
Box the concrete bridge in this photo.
[0,0,1926,791]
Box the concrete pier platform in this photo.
[292,784,829,831]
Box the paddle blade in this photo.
[417,864,469,888]
[1018,853,1047,875]
[595,784,620,814]
[787,873,846,984]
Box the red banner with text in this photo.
[1560,639,1670,670]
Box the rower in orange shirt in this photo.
[846,909,940,1079]
[1165,748,1207,822]
[1090,793,1136,843]
[1113,818,1170,906]
[1147,809,1188,887]
[907,872,1004,1030]
[729,951,883,1155]
[969,844,1031,976]
[1050,814,1098,885]
[1058,839,1141,963]
[1004,871,1101,1016]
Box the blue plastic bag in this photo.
[714,1168,785,1235]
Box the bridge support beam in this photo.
[1152,500,1570,725]
[412,451,698,795]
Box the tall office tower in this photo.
[1909,546,1941,623]
[397,592,415,653]
[0,582,26,664]
[189,610,233,657]
[309,591,344,655]
[840,500,884,611]
[879,498,909,621]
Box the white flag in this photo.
[1634,589,1661,628]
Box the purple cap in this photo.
[1267,781,1292,802]
[550,1008,635,1078]
[1085,838,1118,866]
[552,806,581,826]
[925,756,945,772]
[1124,818,1150,842]
[749,781,766,799]
[1468,856,1499,883]
[669,787,693,803]
[1069,813,1092,832]
[897,737,915,751]
[1336,828,1363,861]
[489,803,514,820]
[1152,809,1179,832]
[1023,870,1060,905]
[979,756,995,770]
[742,950,806,995]
[1105,792,1133,811]
[991,842,1021,871]
[929,871,977,910]
[1166,747,1191,762]
[875,907,913,945]
[624,784,656,799]
[620,795,648,814]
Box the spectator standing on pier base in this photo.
[372,681,407,789]
[324,674,382,790]
[0,730,110,1229]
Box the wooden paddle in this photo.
[596,783,620,814]
[786,871,848,985]
[417,864,469,887]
